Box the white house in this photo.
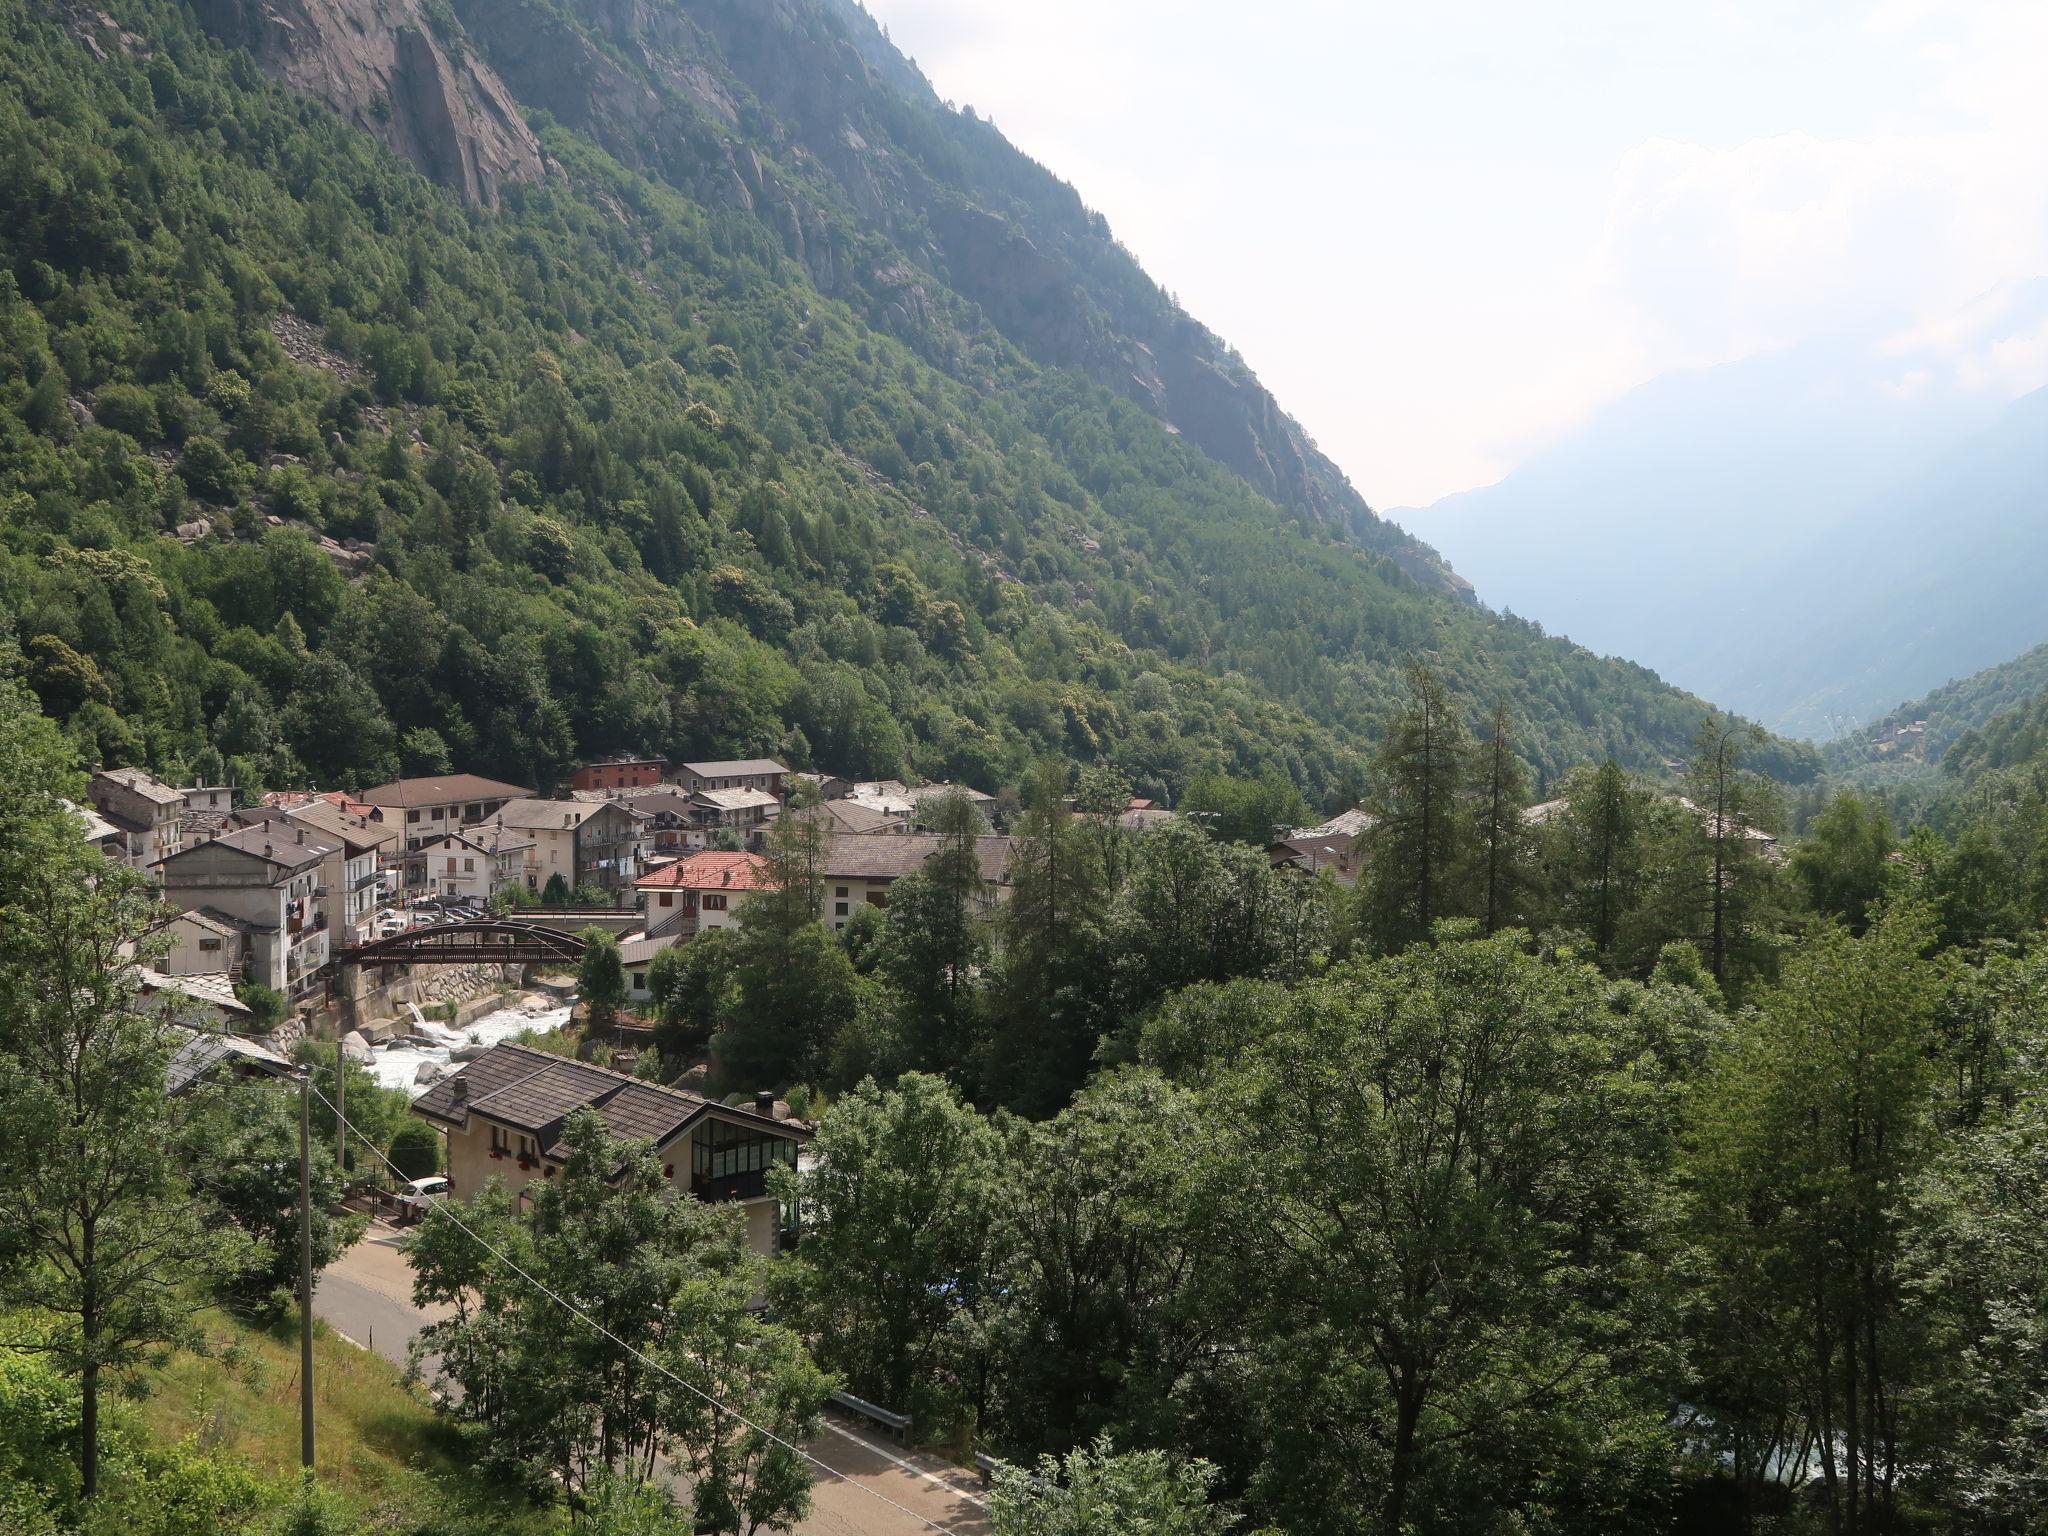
[634,850,771,939]
[416,831,497,905]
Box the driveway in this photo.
[314,1222,990,1535]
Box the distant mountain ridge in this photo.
[1407,285,2048,736]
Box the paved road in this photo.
[314,1224,989,1535]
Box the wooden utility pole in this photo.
[298,1069,315,1471]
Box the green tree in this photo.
[577,927,627,1028]
[1682,907,1947,1533]
[1359,661,1471,951]
[1790,791,1894,932]
[648,929,739,1068]
[410,1110,825,1516]
[1465,700,1533,934]
[879,789,989,1078]
[989,1436,1234,1536]
[1203,934,1670,1533]
[181,1079,366,1316]
[541,872,572,907]
[1544,760,1645,957]
[984,1072,1215,1456]
[768,1073,1001,1422]
[986,761,1111,1114]
[1680,719,1780,988]
[0,677,248,1497]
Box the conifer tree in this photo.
[1360,661,1471,951]
[1466,700,1533,934]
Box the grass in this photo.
[132,1307,555,1531]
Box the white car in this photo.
[400,1175,448,1202]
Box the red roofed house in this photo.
[635,850,770,939]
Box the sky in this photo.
[856,1,2048,507]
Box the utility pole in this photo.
[298,1068,316,1472]
[335,1034,347,1191]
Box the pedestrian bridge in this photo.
[332,919,591,970]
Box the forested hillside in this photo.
[1824,638,2048,779]
[0,0,1806,802]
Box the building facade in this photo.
[410,1043,810,1261]
[154,824,333,998]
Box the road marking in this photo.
[816,1418,987,1510]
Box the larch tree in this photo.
[1359,661,1471,951]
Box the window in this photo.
[446,857,457,874]
[632,972,646,991]
[834,902,848,918]
[407,809,421,824]
[659,893,673,907]
[490,1124,507,1153]
[198,937,222,952]
[693,1119,797,1183]
[431,807,445,820]
[834,886,848,898]
[463,858,475,873]
[867,892,888,908]
[702,893,727,912]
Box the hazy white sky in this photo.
[857,1,2048,506]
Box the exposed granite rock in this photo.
[189,0,542,205]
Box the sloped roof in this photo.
[636,850,771,892]
[677,759,787,778]
[164,1025,291,1095]
[285,799,397,852]
[159,823,332,874]
[693,787,779,812]
[95,766,184,806]
[791,799,906,835]
[412,1041,809,1157]
[358,774,533,807]
[161,909,240,939]
[822,833,1013,884]
[493,797,625,831]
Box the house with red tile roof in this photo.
[634,849,772,938]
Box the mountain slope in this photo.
[194,0,1472,596]
[0,0,1805,807]
[1735,386,2048,738]
[1408,291,2048,734]
[1824,639,2048,779]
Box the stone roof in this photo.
[285,799,397,852]
[412,1041,809,1158]
[95,766,183,806]
[822,832,1013,884]
[160,822,332,873]
[493,797,620,831]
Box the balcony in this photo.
[691,1168,772,1203]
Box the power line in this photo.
[310,1084,974,1536]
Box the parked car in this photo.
[396,1175,448,1222]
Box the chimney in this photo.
[451,1076,468,1103]
[754,1089,776,1118]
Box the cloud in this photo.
[1590,4,2048,387]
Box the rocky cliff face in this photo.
[179,0,1470,598]
[189,0,542,205]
